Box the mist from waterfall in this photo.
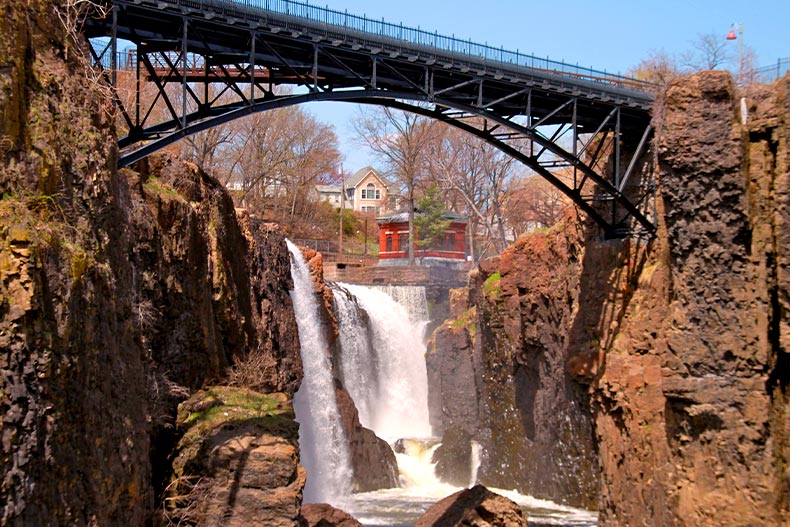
[334,283,431,441]
[286,240,352,506]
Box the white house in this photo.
[315,167,399,214]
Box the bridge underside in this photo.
[85,0,656,238]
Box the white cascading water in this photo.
[286,240,353,506]
[326,282,597,526]
[370,284,430,323]
[469,440,483,488]
[331,287,378,428]
[335,283,431,441]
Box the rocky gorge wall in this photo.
[588,71,789,526]
[428,219,602,509]
[0,2,305,524]
[429,71,789,525]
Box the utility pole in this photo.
[339,164,344,257]
[726,23,744,84]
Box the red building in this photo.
[377,211,468,268]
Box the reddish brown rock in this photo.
[300,503,364,527]
[168,387,305,527]
[432,427,474,487]
[426,303,483,437]
[334,384,400,491]
[428,217,601,508]
[427,72,790,525]
[415,485,527,527]
[589,71,790,527]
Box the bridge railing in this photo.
[147,0,648,89]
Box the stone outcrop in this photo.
[168,387,305,527]
[300,503,364,527]
[431,426,474,487]
[428,220,600,508]
[426,288,484,438]
[415,485,527,527]
[0,2,303,523]
[334,384,400,492]
[129,156,302,397]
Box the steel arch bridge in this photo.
[85,0,656,238]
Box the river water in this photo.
[287,243,596,526]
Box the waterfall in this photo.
[334,283,431,441]
[332,287,378,428]
[469,440,482,487]
[286,240,352,505]
[370,285,429,323]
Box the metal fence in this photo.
[755,58,790,84]
[138,0,644,86]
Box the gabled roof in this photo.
[346,166,395,190]
[315,184,341,193]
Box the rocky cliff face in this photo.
[429,71,789,525]
[1,3,152,523]
[428,220,601,509]
[0,2,303,523]
[589,72,789,526]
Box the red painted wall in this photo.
[378,220,466,260]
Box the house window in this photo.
[386,235,393,252]
[361,182,380,200]
[397,233,409,253]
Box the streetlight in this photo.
[726,23,743,84]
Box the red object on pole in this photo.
[726,28,737,40]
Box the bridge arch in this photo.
[116,89,653,237]
[86,0,656,237]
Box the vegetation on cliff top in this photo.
[176,387,295,447]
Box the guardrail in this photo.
[121,0,647,89]
[756,58,790,83]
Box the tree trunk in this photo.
[408,191,415,266]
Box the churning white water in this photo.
[334,283,431,440]
[286,240,353,506]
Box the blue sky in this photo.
[298,0,789,171]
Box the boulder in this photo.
[415,485,527,527]
[334,384,400,491]
[168,387,305,527]
[432,427,474,487]
[300,503,364,527]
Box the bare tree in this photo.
[225,104,340,232]
[685,32,733,70]
[57,0,108,62]
[505,172,572,235]
[628,50,682,87]
[353,106,438,265]
[427,123,516,258]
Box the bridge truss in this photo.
[85,0,657,238]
